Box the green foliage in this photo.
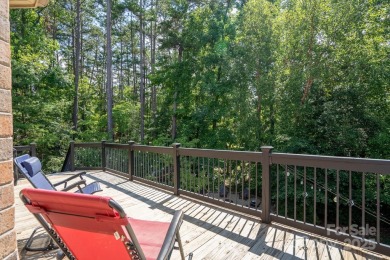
[11,9,73,172]
[113,92,141,143]
[10,0,389,202]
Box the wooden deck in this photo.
[14,171,389,260]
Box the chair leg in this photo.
[176,232,185,260]
[24,226,59,252]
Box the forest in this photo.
[10,0,389,171]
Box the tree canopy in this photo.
[11,0,390,171]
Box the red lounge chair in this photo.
[20,188,188,260]
[15,154,103,252]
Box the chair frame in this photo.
[20,188,187,260]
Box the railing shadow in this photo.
[85,171,378,259]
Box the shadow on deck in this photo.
[14,171,388,260]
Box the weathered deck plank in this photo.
[14,171,389,260]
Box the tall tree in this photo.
[10,0,390,160]
[72,0,82,134]
[139,0,146,142]
[238,0,276,145]
[106,0,114,140]
[150,0,158,139]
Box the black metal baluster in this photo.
[255,162,258,211]
[224,160,228,202]
[212,158,215,200]
[348,170,352,236]
[294,165,297,221]
[276,164,279,216]
[336,170,339,229]
[285,165,288,218]
[248,163,251,209]
[376,173,380,244]
[314,168,317,226]
[325,169,328,231]
[304,166,306,224]
[235,160,238,205]
[362,172,365,239]
[241,160,245,208]
[207,158,210,198]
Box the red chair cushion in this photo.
[21,188,174,260]
[129,218,170,260]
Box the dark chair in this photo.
[14,154,102,251]
[20,188,191,260]
[219,184,229,198]
[14,154,102,194]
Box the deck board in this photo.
[14,170,389,260]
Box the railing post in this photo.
[102,140,106,171]
[172,143,181,196]
[128,141,135,181]
[261,146,273,224]
[70,141,75,171]
[30,143,36,157]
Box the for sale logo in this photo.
[327,224,377,250]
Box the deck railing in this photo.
[67,140,390,255]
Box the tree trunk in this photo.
[131,13,137,96]
[126,43,130,87]
[151,0,158,138]
[89,46,98,86]
[119,38,124,99]
[106,0,114,141]
[80,13,84,78]
[139,0,145,142]
[72,0,81,133]
[102,43,107,92]
[301,10,316,104]
[172,46,182,140]
[52,15,58,66]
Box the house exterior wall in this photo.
[0,0,18,258]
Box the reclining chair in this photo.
[14,154,102,194]
[14,154,102,251]
[20,188,188,260]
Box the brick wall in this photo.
[0,0,18,258]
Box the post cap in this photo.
[260,146,274,153]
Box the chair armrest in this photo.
[53,172,87,188]
[61,180,86,192]
[157,210,184,260]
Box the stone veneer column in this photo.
[0,0,18,258]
